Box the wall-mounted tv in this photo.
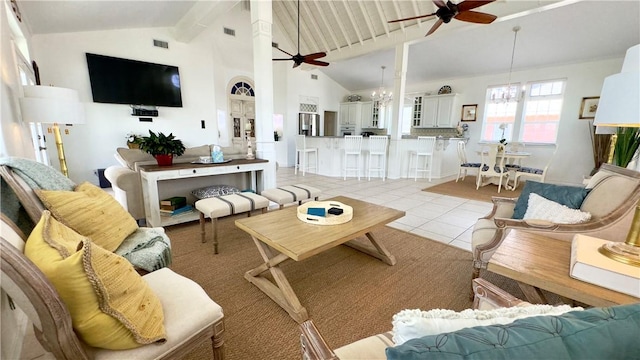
[86,53,182,107]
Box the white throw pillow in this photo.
[523,193,592,224]
[392,304,581,345]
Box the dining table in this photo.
[475,149,532,190]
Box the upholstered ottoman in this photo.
[195,192,269,253]
[261,184,321,210]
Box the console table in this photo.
[487,230,639,307]
[140,159,269,227]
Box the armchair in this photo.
[472,163,640,283]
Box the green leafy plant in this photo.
[614,127,640,168]
[138,130,186,156]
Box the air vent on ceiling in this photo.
[153,39,169,49]
[223,27,236,36]
[311,74,318,80]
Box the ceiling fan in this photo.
[388,0,497,37]
[272,0,329,68]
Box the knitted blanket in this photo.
[0,157,75,191]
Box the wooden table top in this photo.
[139,158,268,172]
[488,230,639,307]
[235,196,405,262]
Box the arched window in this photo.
[231,81,255,97]
[227,78,255,139]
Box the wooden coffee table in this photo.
[487,230,639,307]
[235,196,405,323]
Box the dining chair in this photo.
[295,135,318,176]
[343,135,363,180]
[476,144,508,193]
[505,142,526,168]
[408,136,436,181]
[456,140,481,182]
[367,136,388,181]
[510,145,558,190]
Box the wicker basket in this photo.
[297,201,353,225]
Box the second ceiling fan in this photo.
[389,0,497,37]
[273,0,329,68]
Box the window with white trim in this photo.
[481,79,566,144]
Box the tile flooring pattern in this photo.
[18,167,492,359]
[276,167,493,252]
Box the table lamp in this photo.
[19,85,85,177]
[593,44,640,266]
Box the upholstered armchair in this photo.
[471,164,640,283]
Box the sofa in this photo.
[105,144,245,221]
[300,278,640,360]
[471,163,640,282]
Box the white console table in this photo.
[139,159,269,227]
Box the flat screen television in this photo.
[86,53,182,107]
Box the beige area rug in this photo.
[423,176,523,203]
[165,216,530,360]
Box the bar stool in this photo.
[343,135,363,180]
[367,135,388,181]
[295,135,318,176]
[408,136,436,181]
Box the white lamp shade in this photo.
[20,85,85,125]
[594,44,640,128]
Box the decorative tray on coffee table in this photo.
[297,201,353,225]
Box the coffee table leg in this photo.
[244,236,309,323]
[343,232,397,266]
[517,282,548,304]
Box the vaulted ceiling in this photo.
[17,1,640,92]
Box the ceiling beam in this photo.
[357,0,377,42]
[391,1,406,32]
[312,1,341,53]
[373,0,391,38]
[327,1,352,49]
[410,0,423,27]
[301,0,331,54]
[275,1,299,53]
[341,0,364,46]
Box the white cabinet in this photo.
[339,102,359,125]
[413,94,458,128]
[368,100,391,129]
[361,101,375,128]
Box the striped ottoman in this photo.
[195,192,269,254]
[260,184,322,210]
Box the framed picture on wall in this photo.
[461,104,477,122]
[579,96,600,119]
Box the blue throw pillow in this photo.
[512,180,589,219]
[386,304,640,360]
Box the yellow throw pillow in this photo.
[25,213,166,349]
[35,182,138,252]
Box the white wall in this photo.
[348,58,623,185]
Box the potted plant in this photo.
[125,133,143,149]
[138,130,186,166]
[614,127,640,168]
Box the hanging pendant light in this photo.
[371,66,393,107]
[492,26,521,104]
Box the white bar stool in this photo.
[295,135,318,176]
[343,135,363,180]
[408,136,436,181]
[367,135,388,181]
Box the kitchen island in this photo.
[301,136,464,180]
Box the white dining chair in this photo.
[408,136,436,181]
[367,136,389,181]
[456,140,481,182]
[477,144,508,193]
[343,135,363,180]
[505,142,526,168]
[295,134,318,176]
[511,145,558,190]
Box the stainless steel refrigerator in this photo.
[299,113,318,136]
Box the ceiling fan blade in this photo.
[303,52,327,61]
[388,12,437,24]
[304,59,329,67]
[454,10,497,24]
[273,58,294,61]
[433,0,447,9]
[425,18,444,36]
[457,0,496,12]
[274,46,294,57]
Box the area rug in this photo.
[423,176,523,203]
[165,216,527,360]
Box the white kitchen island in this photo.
[301,136,463,180]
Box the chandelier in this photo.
[371,66,393,107]
[492,26,521,104]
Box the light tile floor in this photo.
[276,167,493,252]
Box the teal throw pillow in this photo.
[512,180,589,219]
[386,303,640,360]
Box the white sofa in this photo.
[105,145,245,221]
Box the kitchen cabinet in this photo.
[339,102,359,126]
[413,94,458,128]
[361,101,375,128]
